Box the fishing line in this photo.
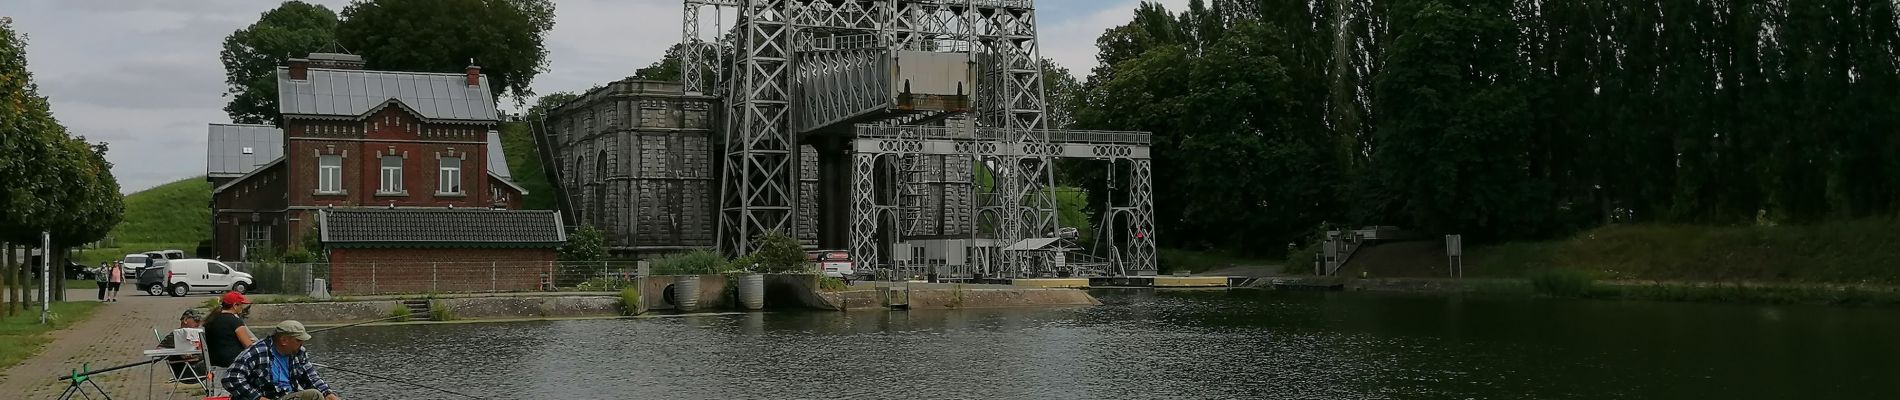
[308,313,414,334]
[312,362,492,400]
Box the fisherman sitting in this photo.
[156,309,208,384]
[220,321,342,400]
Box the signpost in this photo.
[1445,234,1464,279]
[40,231,50,324]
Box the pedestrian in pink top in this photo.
[106,261,123,302]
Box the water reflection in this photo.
[305,290,1900,399]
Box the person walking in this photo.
[105,261,124,301]
[94,262,110,301]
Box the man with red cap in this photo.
[203,291,257,395]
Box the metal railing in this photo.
[231,261,647,296]
[854,124,1152,145]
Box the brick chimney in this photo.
[288,58,309,80]
[465,65,482,87]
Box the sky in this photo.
[6,0,1186,194]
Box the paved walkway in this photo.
[0,288,212,399]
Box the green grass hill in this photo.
[1465,218,1900,284]
[76,177,211,265]
[499,122,558,210]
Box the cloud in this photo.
[1039,0,1188,80]
[8,0,1138,193]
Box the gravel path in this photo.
[0,288,212,399]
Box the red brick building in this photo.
[317,209,565,295]
[209,53,540,262]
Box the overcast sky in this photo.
[6,0,1185,193]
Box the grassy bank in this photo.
[1492,270,1900,306]
[1159,249,1277,274]
[0,302,101,370]
[1465,218,1900,285]
[498,122,558,210]
[75,177,212,265]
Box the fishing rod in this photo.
[308,313,414,334]
[311,362,492,400]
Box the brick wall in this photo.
[212,163,289,261]
[326,247,556,295]
[283,107,501,209]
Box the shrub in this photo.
[559,225,609,262]
[387,304,412,319]
[818,277,849,292]
[427,300,454,321]
[752,233,812,273]
[652,250,728,275]
[1529,269,1596,298]
[618,286,640,315]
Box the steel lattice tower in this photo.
[683,0,1156,278]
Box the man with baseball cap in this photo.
[157,308,208,384]
[222,320,341,400]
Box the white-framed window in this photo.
[379,155,404,194]
[438,156,463,194]
[241,224,270,260]
[317,155,342,194]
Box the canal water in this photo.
[307,290,1900,399]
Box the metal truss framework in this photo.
[852,125,1156,276]
[683,0,1153,277]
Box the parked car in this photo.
[26,255,91,280]
[136,266,169,296]
[806,250,856,280]
[161,259,254,297]
[124,252,176,279]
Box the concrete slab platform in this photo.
[1152,276,1229,288]
[1012,278,1091,288]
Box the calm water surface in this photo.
[306,290,1900,399]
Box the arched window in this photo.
[594,150,609,228]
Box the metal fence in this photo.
[231,261,646,296]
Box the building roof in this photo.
[318,209,565,248]
[486,130,511,180]
[207,124,284,177]
[211,157,285,194]
[278,68,499,122]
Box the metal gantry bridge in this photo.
[681,0,1156,278]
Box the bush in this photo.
[427,300,454,321]
[652,250,728,275]
[818,277,849,292]
[560,225,609,262]
[618,286,640,315]
[1529,269,1597,298]
[752,233,811,273]
[387,304,412,319]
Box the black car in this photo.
[27,256,93,281]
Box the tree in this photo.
[337,0,555,104]
[559,225,607,262]
[526,91,580,120]
[220,1,339,125]
[0,18,124,303]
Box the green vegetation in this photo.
[386,304,412,320]
[617,286,640,315]
[1527,269,1598,298]
[817,277,848,292]
[750,233,811,273]
[0,302,101,370]
[219,1,338,124]
[427,300,454,321]
[498,122,558,210]
[1466,219,1900,285]
[1158,249,1276,274]
[74,177,211,265]
[652,250,728,276]
[558,225,608,262]
[1071,1,1900,261]
[2,18,124,306]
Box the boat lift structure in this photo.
[681,0,1156,278]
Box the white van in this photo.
[162,259,255,297]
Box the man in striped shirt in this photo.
[220,321,341,400]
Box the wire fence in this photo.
[230,261,647,296]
